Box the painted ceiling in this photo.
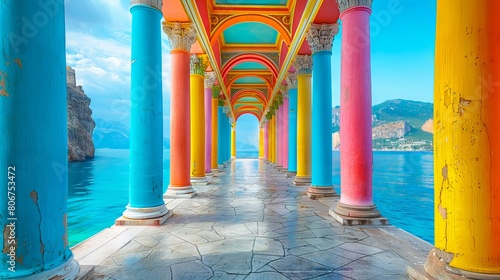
[162,0,340,122]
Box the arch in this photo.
[211,14,292,46]
[228,73,272,89]
[231,89,268,106]
[235,110,262,121]
[222,53,279,78]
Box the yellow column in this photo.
[271,117,276,163]
[231,124,236,159]
[259,125,264,159]
[425,1,500,278]
[211,86,220,171]
[190,55,207,184]
[293,55,312,185]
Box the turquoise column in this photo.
[306,23,339,198]
[287,73,298,173]
[217,106,225,167]
[0,1,79,278]
[124,1,168,219]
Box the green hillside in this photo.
[372,99,433,128]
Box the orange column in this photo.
[163,22,197,198]
[211,85,220,171]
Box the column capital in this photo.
[212,84,221,98]
[280,85,289,98]
[190,54,208,76]
[293,55,313,75]
[306,23,339,54]
[131,0,162,11]
[286,72,298,90]
[163,22,197,52]
[337,0,373,14]
[223,106,230,114]
[205,72,216,88]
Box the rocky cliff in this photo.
[421,119,433,133]
[67,67,95,161]
[372,121,412,139]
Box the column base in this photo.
[293,175,311,186]
[286,171,297,178]
[164,186,197,198]
[16,257,80,280]
[116,210,171,226]
[330,203,389,226]
[424,248,500,280]
[122,204,169,220]
[212,168,219,173]
[306,186,337,200]
[191,176,208,186]
[218,164,224,170]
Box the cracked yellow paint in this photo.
[434,0,500,274]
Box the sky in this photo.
[64,0,436,149]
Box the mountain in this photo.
[332,99,434,150]
[93,119,170,149]
[236,140,258,151]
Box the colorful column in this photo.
[293,55,313,186]
[264,121,269,160]
[281,87,290,171]
[204,72,216,176]
[332,1,385,223]
[424,1,500,278]
[211,86,221,172]
[0,1,80,278]
[259,125,264,159]
[305,23,339,199]
[287,73,298,174]
[269,117,275,163]
[163,22,197,197]
[122,1,169,223]
[276,104,283,168]
[217,104,225,169]
[231,124,236,159]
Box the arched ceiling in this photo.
[163,0,339,122]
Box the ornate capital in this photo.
[205,72,216,88]
[293,55,313,75]
[212,84,221,98]
[337,0,373,13]
[162,22,197,52]
[190,54,208,76]
[280,85,289,98]
[286,72,298,90]
[223,106,230,114]
[306,23,339,54]
[130,0,162,11]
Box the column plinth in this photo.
[163,22,197,198]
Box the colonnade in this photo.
[1,0,498,278]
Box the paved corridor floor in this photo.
[73,159,431,280]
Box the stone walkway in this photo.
[73,159,432,280]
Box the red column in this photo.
[163,22,197,197]
[333,0,386,224]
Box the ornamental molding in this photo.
[337,0,373,13]
[293,55,312,75]
[130,0,162,11]
[162,22,197,52]
[286,72,298,90]
[205,72,216,88]
[306,23,339,54]
[190,54,208,76]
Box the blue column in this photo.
[217,106,225,166]
[0,1,79,278]
[124,2,168,219]
[288,87,298,172]
[311,50,333,187]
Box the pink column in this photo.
[204,73,215,175]
[276,105,282,167]
[334,0,383,221]
[264,122,269,160]
[282,97,289,170]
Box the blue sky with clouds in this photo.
[64,0,435,149]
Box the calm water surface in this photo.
[68,149,433,246]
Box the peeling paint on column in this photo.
[0,72,8,97]
[458,97,471,116]
[62,214,68,248]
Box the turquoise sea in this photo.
[68,149,433,247]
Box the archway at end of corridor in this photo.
[235,114,259,159]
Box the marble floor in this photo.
[72,159,432,280]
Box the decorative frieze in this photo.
[286,72,298,90]
[190,54,208,76]
[130,0,162,11]
[205,72,216,89]
[163,22,197,52]
[337,0,373,13]
[293,55,313,75]
[306,23,339,54]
